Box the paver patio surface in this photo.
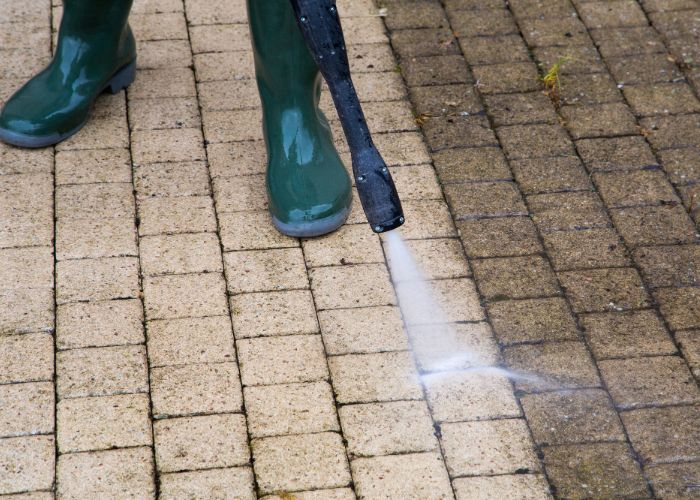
[1,0,699,498]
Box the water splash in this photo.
[383,230,543,386]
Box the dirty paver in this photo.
[1,0,699,498]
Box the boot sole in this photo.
[0,60,136,149]
[272,206,350,238]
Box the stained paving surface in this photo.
[1,0,700,498]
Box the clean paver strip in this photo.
[0,0,699,498]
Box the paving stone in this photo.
[624,82,700,116]
[560,73,623,107]
[394,200,456,241]
[489,297,579,345]
[0,436,54,495]
[138,195,217,236]
[231,290,319,338]
[543,443,648,499]
[384,1,448,30]
[497,124,575,160]
[140,233,222,276]
[0,382,53,438]
[656,287,700,331]
[351,453,453,499]
[143,273,228,320]
[578,0,647,28]
[224,248,307,294]
[452,475,552,500]
[543,228,629,271]
[634,244,700,287]
[425,370,521,422]
[150,362,242,418]
[608,53,684,85]
[0,333,53,384]
[57,447,155,498]
[397,278,484,323]
[0,288,54,336]
[432,147,511,183]
[160,467,255,500]
[252,432,351,494]
[646,461,700,499]
[595,169,679,208]
[57,393,151,453]
[561,103,638,139]
[236,334,327,386]
[457,217,542,258]
[57,217,137,261]
[441,419,539,476]
[129,67,196,99]
[600,356,699,409]
[473,62,541,94]
[659,147,700,184]
[471,255,560,301]
[245,381,338,438]
[581,309,676,359]
[55,148,131,185]
[410,83,482,116]
[521,389,624,446]
[134,161,210,198]
[56,299,144,350]
[219,211,299,251]
[460,34,530,65]
[329,351,423,403]
[0,246,53,289]
[390,237,470,280]
[611,205,698,247]
[508,0,576,19]
[57,256,139,304]
[641,113,700,149]
[445,181,527,219]
[559,267,651,312]
[262,489,354,500]
[154,413,249,472]
[449,8,518,36]
[147,316,235,367]
[483,91,559,127]
[56,345,148,398]
[576,135,658,171]
[511,156,591,194]
[421,115,497,151]
[299,225,381,268]
[532,44,606,76]
[317,306,407,355]
[622,405,700,464]
[391,28,459,59]
[520,15,591,47]
[309,263,395,310]
[504,341,600,391]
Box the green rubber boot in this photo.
[0,0,136,148]
[247,0,353,237]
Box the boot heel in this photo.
[105,60,136,94]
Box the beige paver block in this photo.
[351,453,453,500]
[0,288,54,336]
[329,351,423,403]
[160,467,256,500]
[151,362,242,417]
[219,211,299,251]
[212,174,267,212]
[0,247,53,289]
[56,111,129,151]
[372,132,432,167]
[408,322,500,372]
[129,67,196,99]
[55,148,131,185]
[207,142,267,179]
[340,401,437,457]
[138,195,217,235]
[131,127,204,164]
[318,305,408,355]
[57,217,137,261]
[56,256,139,304]
[388,237,470,281]
[0,382,54,438]
[230,290,319,338]
[147,316,235,367]
[188,24,250,53]
[0,333,53,384]
[134,161,210,198]
[262,489,355,500]
[56,345,148,398]
[186,0,247,27]
[245,381,339,438]
[154,413,249,472]
[252,432,351,494]
[397,278,484,324]
[310,263,396,310]
[140,232,222,276]
[1,491,54,500]
[143,272,228,320]
[57,393,151,453]
[441,419,539,476]
[302,224,384,267]
[224,248,308,294]
[237,334,327,386]
[384,164,443,201]
[425,370,521,423]
[453,475,552,500]
[0,143,53,176]
[0,436,54,495]
[388,201,456,240]
[130,11,188,41]
[56,299,144,349]
[129,96,200,130]
[202,108,264,143]
[137,39,192,69]
[198,79,260,111]
[193,50,255,82]
[57,447,155,498]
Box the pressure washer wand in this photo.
[290,0,405,233]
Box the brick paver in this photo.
[1,0,699,498]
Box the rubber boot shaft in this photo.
[0,0,136,147]
[247,0,352,236]
[289,0,404,233]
